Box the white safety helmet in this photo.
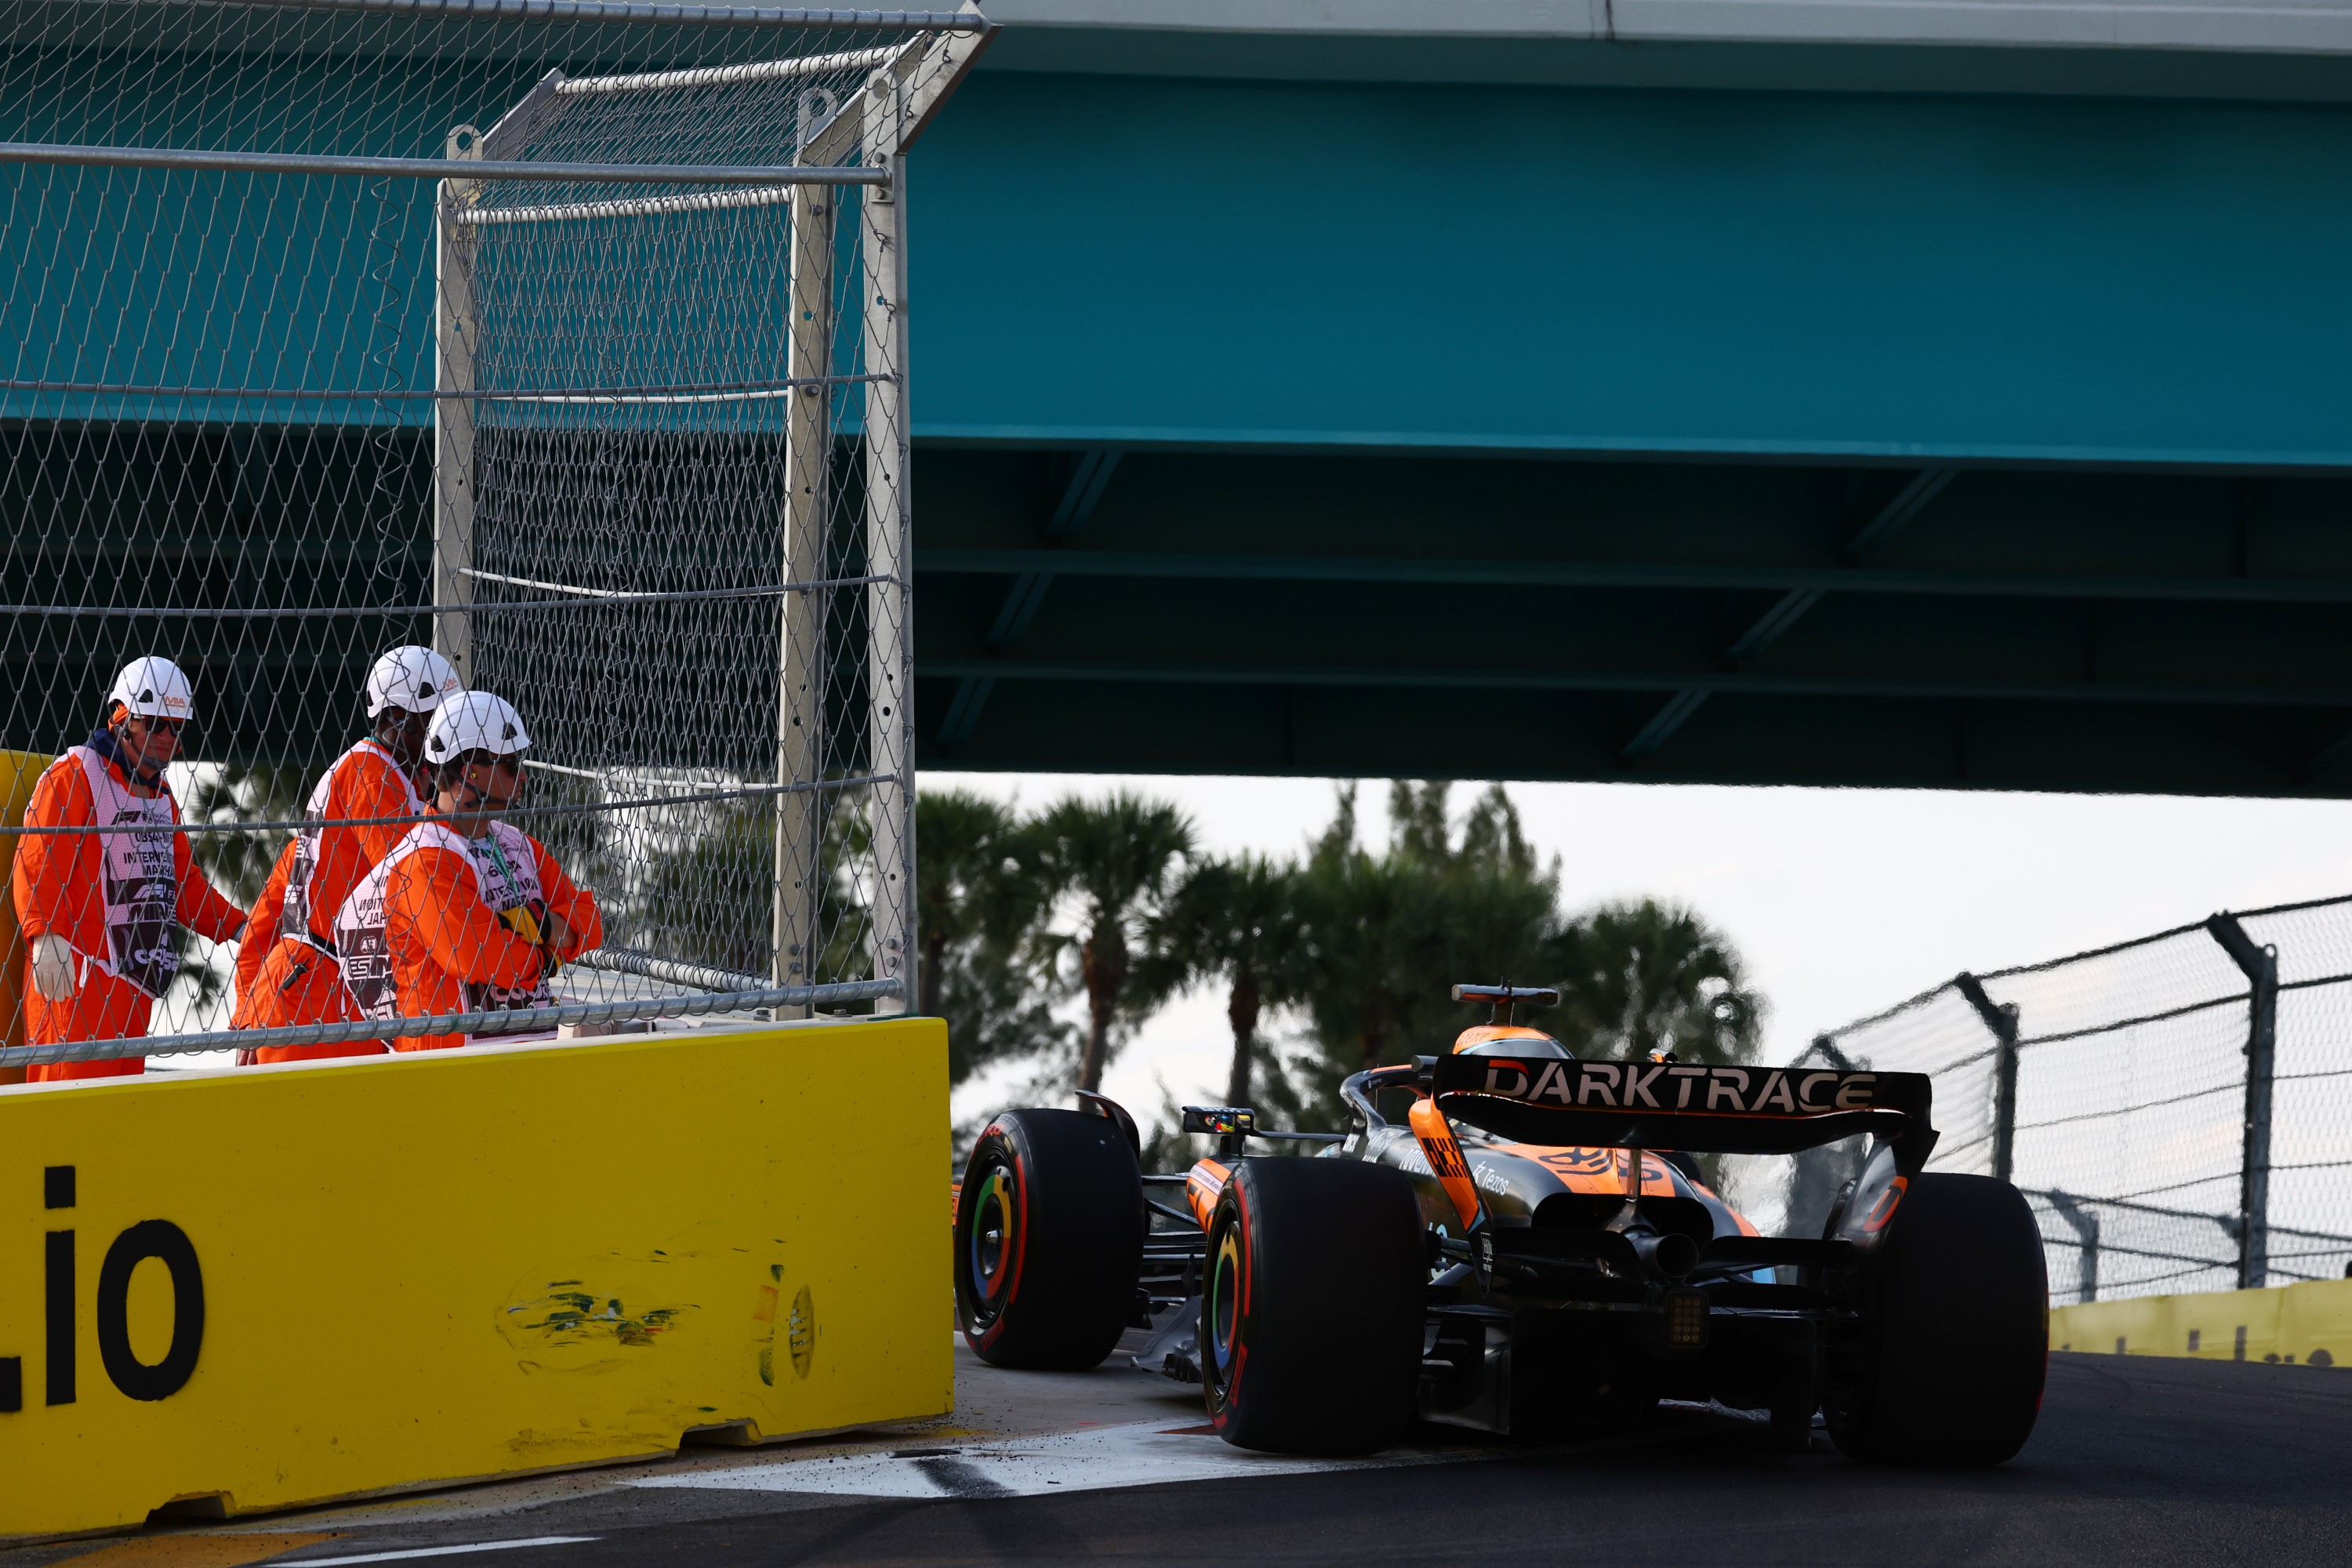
[366,645,463,718]
[108,656,194,722]
[423,691,531,768]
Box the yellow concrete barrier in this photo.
[0,1015,949,1538]
[2049,1277,2352,1368]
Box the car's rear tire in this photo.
[955,1109,1144,1370]
[1201,1156,1425,1455]
[1827,1173,2047,1465]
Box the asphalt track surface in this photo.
[10,1348,2350,1568]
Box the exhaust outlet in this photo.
[1630,1229,1699,1279]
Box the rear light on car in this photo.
[1664,1288,1709,1350]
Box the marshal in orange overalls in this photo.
[336,818,601,1053]
[11,735,245,1080]
[231,738,425,1062]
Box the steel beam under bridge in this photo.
[911,448,2352,797]
[902,39,2352,793]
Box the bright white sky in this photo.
[936,772,2352,1133]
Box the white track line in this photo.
[277,1538,597,1566]
[631,1421,1461,1501]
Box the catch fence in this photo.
[0,0,993,1067]
[1787,895,2352,1305]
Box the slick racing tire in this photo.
[1827,1173,2047,1465]
[955,1109,1144,1370]
[1202,1156,1425,1456]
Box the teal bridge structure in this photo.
[914,3,2352,795]
[17,1,2352,795]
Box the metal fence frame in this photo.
[1802,893,2352,1303]
[0,1,996,1068]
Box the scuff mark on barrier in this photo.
[755,1262,783,1387]
[510,1287,687,1348]
[788,1283,815,1380]
[499,1255,699,1373]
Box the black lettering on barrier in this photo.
[45,1231,73,1406]
[0,1356,19,1413]
[44,1166,74,1209]
[96,1221,204,1402]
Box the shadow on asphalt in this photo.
[382,1354,2352,1568]
[13,1352,2347,1568]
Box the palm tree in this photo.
[1548,898,1764,1066]
[914,789,1066,1084]
[1134,854,1308,1106]
[1295,833,1432,1073]
[914,789,1043,1017]
[184,763,308,904]
[641,803,783,979]
[168,764,308,1025]
[1297,781,1559,1074]
[1030,790,1195,1093]
[637,788,864,984]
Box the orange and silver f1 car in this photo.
[953,983,2048,1462]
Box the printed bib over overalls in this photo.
[281,738,416,949]
[67,746,181,1000]
[334,819,557,1022]
[463,822,557,1012]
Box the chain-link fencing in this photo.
[1772,895,2352,1305]
[1,0,993,1071]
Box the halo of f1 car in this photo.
[953,982,2049,1462]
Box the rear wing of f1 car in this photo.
[1425,1052,1937,1169]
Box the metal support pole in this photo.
[209,0,986,31]
[2045,1189,2102,1305]
[762,25,980,1019]
[0,140,890,185]
[2206,912,2279,1290]
[432,155,478,684]
[862,73,913,1015]
[1955,972,2022,1183]
[768,179,833,1015]
[2,979,909,1071]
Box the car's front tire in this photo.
[1202,1156,1425,1455]
[1826,1172,2047,1465]
[955,1109,1143,1370]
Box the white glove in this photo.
[30,933,78,1003]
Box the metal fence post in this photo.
[431,143,479,685]
[768,176,834,1016]
[1955,972,2023,1182]
[862,70,913,1017]
[2206,913,2279,1290]
[1777,1035,1866,1235]
[2045,1189,2101,1305]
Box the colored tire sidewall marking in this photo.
[1206,1189,1250,1425]
[971,1168,1015,1305]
